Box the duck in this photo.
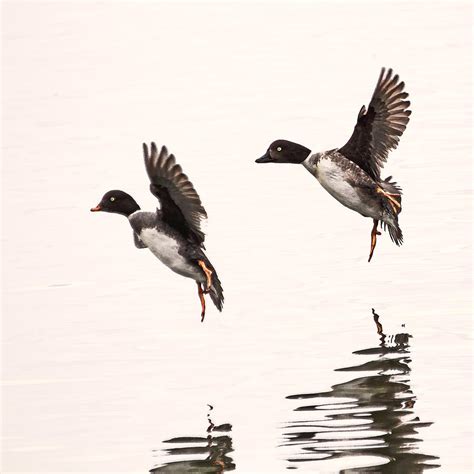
[91,142,223,321]
[256,67,411,262]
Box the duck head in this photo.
[90,190,140,217]
[256,139,311,164]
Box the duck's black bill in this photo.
[255,152,272,163]
[90,205,102,212]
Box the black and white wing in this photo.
[143,142,207,246]
[338,68,411,181]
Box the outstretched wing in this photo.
[338,68,411,181]
[143,142,207,246]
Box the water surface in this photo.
[151,405,235,473]
[283,312,440,472]
[2,2,472,473]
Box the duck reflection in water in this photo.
[283,309,440,472]
[150,405,235,473]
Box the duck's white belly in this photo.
[139,228,202,280]
[304,156,377,218]
[316,158,361,204]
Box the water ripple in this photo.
[150,405,235,473]
[282,310,440,472]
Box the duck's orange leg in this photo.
[368,219,381,262]
[198,260,213,293]
[376,187,401,214]
[197,282,206,322]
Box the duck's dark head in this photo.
[90,190,140,217]
[256,140,311,164]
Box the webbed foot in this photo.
[198,260,213,293]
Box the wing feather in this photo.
[143,142,207,246]
[338,68,412,181]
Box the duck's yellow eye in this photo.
[110,196,115,202]
[277,147,282,152]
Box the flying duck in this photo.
[256,68,411,261]
[91,142,223,321]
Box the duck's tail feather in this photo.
[379,176,403,246]
[382,217,404,246]
[209,269,224,312]
[201,256,224,312]
[194,250,224,312]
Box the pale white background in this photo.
[2,1,472,473]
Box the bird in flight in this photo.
[256,68,411,261]
[91,142,223,321]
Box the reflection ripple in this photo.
[150,405,235,473]
[283,310,440,472]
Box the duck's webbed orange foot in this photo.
[376,187,401,214]
[198,260,213,293]
[368,219,380,262]
[197,282,206,322]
